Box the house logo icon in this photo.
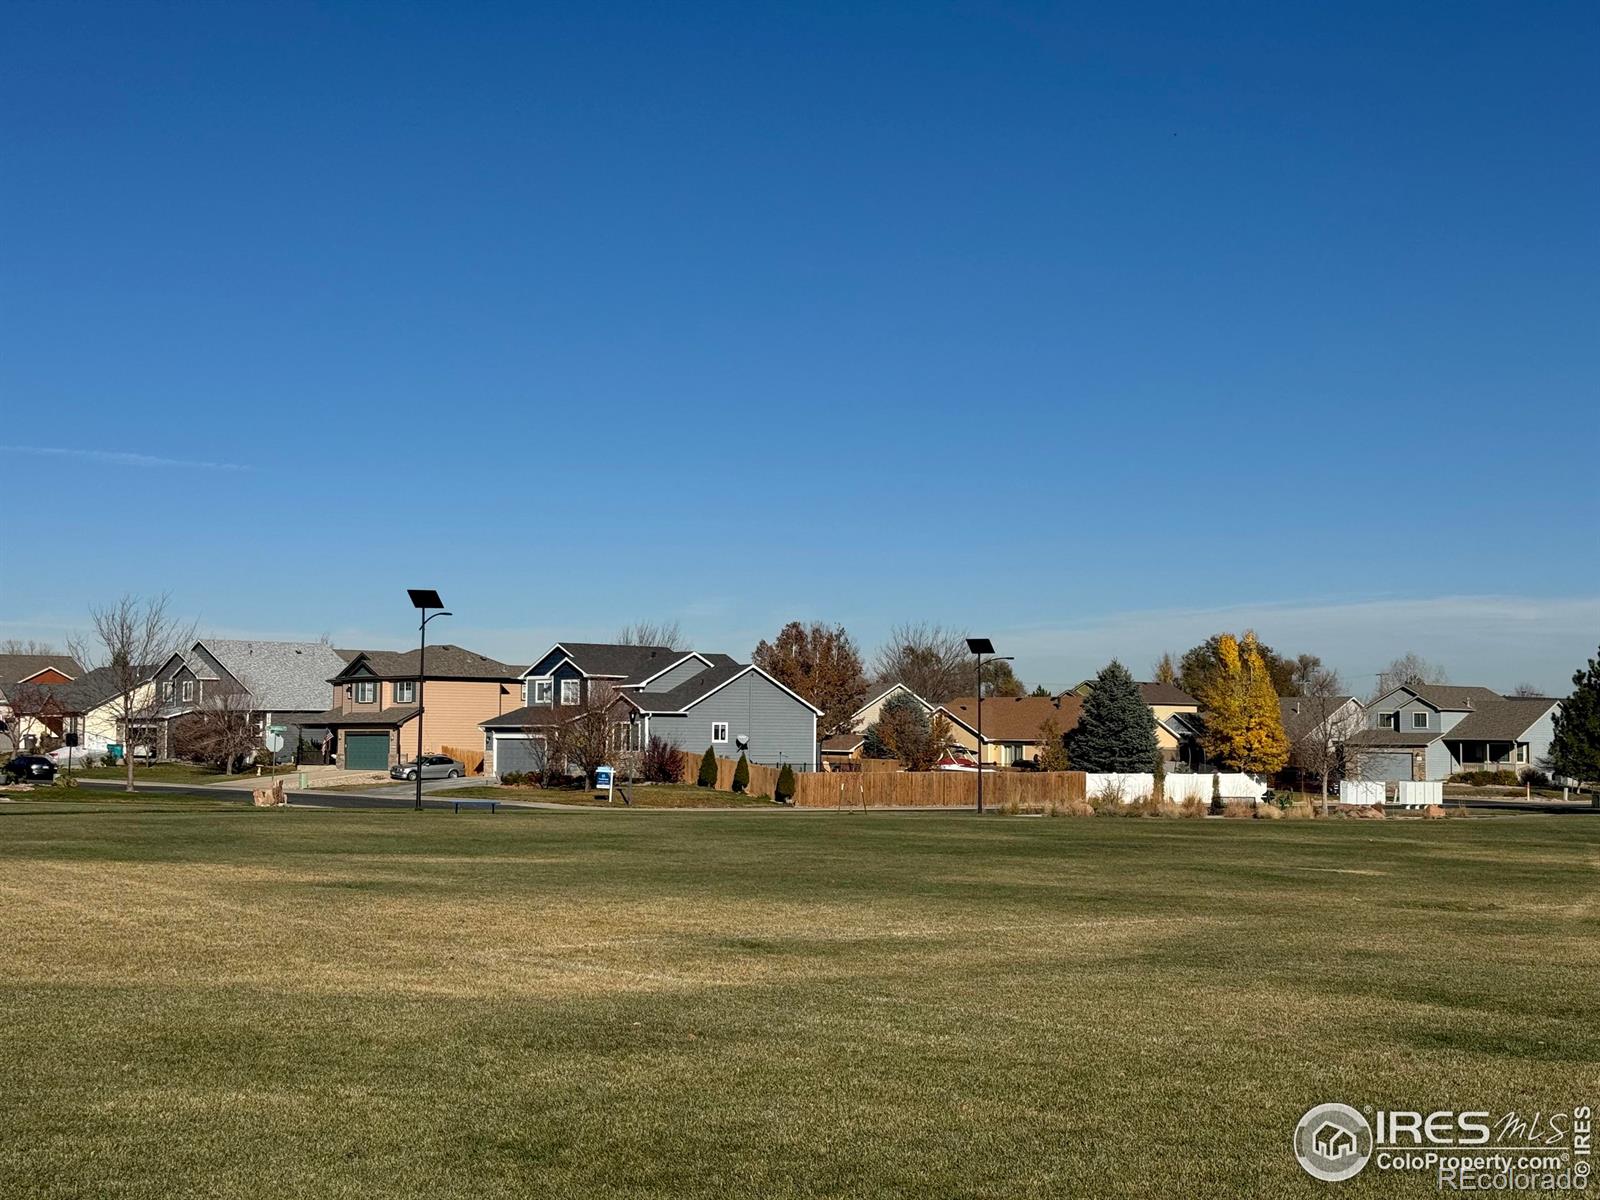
[1293,1103,1373,1182]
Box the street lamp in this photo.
[965,638,1013,815]
[408,589,451,812]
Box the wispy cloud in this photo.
[1,445,251,471]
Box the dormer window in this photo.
[1411,712,1429,730]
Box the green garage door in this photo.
[345,733,390,771]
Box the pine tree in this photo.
[1067,660,1159,772]
[775,763,797,804]
[697,745,718,788]
[1151,750,1166,807]
[1209,771,1223,815]
[732,752,751,794]
[1550,646,1600,786]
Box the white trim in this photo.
[519,647,577,680]
[849,682,934,722]
[532,678,554,705]
[711,721,729,744]
[1410,711,1429,730]
[628,652,713,689]
[394,680,417,704]
[15,666,75,684]
[559,678,580,706]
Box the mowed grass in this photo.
[0,808,1596,1199]
[442,783,776,808]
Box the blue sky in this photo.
[3,1,1597,691]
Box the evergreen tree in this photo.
[1067,660,1159,771]
[775,763,797,804]
[1151,751,1166,806]
[1550,646,1600,785]
[697,745,718,788]
[1209,771,1223,815]
[732,752,751,794]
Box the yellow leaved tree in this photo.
[1199,631,1289,775]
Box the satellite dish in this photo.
[736,734,749,749]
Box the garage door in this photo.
[345,733,390,771]
[1358,751,1413,783]
[493,736,542,777]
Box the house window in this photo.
[1380,713,1397,729]
[181,680,194,702]
[560,679,580,706]
[1411,712,1429,730]
[355,681,377,704]
[394,681,416,704]
[712,721,729,744]
[533,679,553,705]
[1516,744,1528,764]
[165,681,176,700]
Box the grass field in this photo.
[1,803,1595,1198]
[442,783,777,808]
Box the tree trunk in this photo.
[1320,769,1329,817]
[124,700,136,792]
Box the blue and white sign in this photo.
[595,765,614,791]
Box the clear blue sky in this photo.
[4,1,1597,691]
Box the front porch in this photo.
[1446,738,1528,774]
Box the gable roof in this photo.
[616,659,823,716]
[1278,696,1356,740]
[1439,697,1559,742]
[337,645,519,682]
[195,639,351,711]
[0,654,83,688]
[37,664,160,714]
[522,642,682,681]
[821,732,866,753]
[1161,710,1208,740]
[853,681,934,720]
[1138,681,1199,707]
[940,694,1083,743]
[1374,683,1504,712]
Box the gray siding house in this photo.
[482,642,820,777]
[1346,684,1560,782]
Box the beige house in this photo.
[939,694,1083,767]
[1065,679,1204,766]
[819,682,936,764]
[312,646,524,771]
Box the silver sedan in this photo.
[390,754,466,781]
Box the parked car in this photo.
[3,755,58,784]
[47,743,109,765]
[390,754,465,781]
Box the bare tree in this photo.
[521,682,622,787]
[871,622,972,704]
[1510,682,1545,698]
[1285,663,1362,815]
[1,679,63,754]
[0,638,62,655]
[615,620,683,648]
[175,675,262,775]
[68,595,195,792]
[1375,652,1448,696]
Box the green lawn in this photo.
[442,782,777,808]
[67,762,230,783]
[1,807,1595,1198]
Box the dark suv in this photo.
[3,755,58,784]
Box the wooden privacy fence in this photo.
[442,744,486,775]
[792,769,1087,809]
[693,755,784,796]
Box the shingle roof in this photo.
[1278,696,1355,740]
[1139,682,1199,707]
[36,664,160,713]
[200,640,350,711]
[0,654,83,687]
[305,705,420,728]
[941,695,1083,743]
[538,643,683,680]
[482,703,591,730]
[340,645,519,681]
[821,732,866,753]
[1407,684,1503,710]
[618,659,751,713]
[1346,728,1435,748]
[1440,697,1559,742]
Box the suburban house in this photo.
[1345,684,1560,781]
[819,681,935,765]
[33,664,160,753]
[143,640,352,761]
[1067,679,1205,766]
[1278,694,1364,786]
[0,653,86,750]
[311,645,524,771]
[480,641,821,776]
[939,693,1083,767]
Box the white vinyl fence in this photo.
[1083,773,1269,805]
[1395,780,1443,808]
[1339,780,1386,807]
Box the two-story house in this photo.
[481,641,820,776]
[144,640,351,760]
[312,645,524,771]
[1345,684,1560,781]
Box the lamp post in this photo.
[965,639,1013,814]
[408,589,451,812]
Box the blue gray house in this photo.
[481,641,820,776]
[1345,684,1560,781]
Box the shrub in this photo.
[1422,804,1447,819]
[775,763,796,804]
[642,736,684,784]
[1179,795,1207,818]
[1209,772,1223,815]
[1252,802,1283,820]
[1221,801,1255,819]
[732,752,751,794]
[1520,768,1552,788]
[500,771,524,787]
[1088,779,1128,813]
[696,746,718,788]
